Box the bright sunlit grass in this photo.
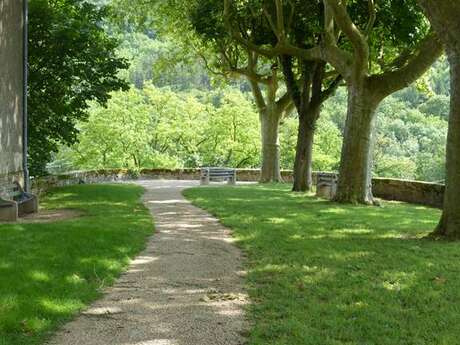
[0,184,153,345]
[184,184,460,345]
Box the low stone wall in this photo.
[31,168,445,208]
[224,169,294,182]
[372,177,444,208]
[141,168,295,182]
[31,168,294,194]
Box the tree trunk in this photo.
[335,82,379,204]
[280,56,325,192]
[292,106,319,192]
[433,50,460,238]
[416,0,460,238]
[260,108,283,182]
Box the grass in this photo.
[0,184,153,345]
[183,184,460,345]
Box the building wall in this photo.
[0,0,24,185]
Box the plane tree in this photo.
[417,0,460,238]
[196,0,343,191]
[111,0,337,188]
[226,0,442,203]
[111,0,293,182]
[188,0,296,182]
[270,1,343,191]
[325,0,442,204]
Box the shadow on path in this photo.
[47,180,248,345]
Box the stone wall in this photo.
[372,178,444,208]
[31,169,445,208]
[0,0,24,185]
[30,169,286,195]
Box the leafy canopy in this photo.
[28,0,129,175]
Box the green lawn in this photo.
[0,184,153,345]
[184,184,460,345]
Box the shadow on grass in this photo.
[0,184,153,345]
[184,184,460,345]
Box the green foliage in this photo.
[0,184,153,345]
[59,85,261,170]
[116,32,212,90]
[28,0,129,176]
[418,95,450,120]
[54,54,449,182]
[429,57,451,96]
[375,95,447,181]
[197,89,261,168]
[280,116,342,172]
[96,0,448,185]
[349,0,429,65]
[313,119,343,171]
[183,184,460,345]
[48,8,449,183]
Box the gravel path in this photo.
[47,180,248,345]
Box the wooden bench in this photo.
[200,167,237,185]
[316,173,338,200]
[0,182,38,221]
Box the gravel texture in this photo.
[47,180,248,345]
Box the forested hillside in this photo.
[53,17,450,182]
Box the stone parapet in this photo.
[31,169,445,208]
[372,177,444,208]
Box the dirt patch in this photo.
[17,209,84,223]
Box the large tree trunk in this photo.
[416,0,460,238]
[280,56,325,192]
[433,50,460,238]
[292,106,319,192]
[335,82,379,204]
[260,108,283,182]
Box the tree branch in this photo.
[275,0,286,43]
[286,0,296,34]
[320,74,343,103]
[364,0,376,37]
[324,2,337,45]
[324,0,369,76]
[223,0,352,79]
[278,43,353,79]
[276,91,293,114]
[249,79,266,111]
[227,67,270,85]
[224,0,317,59]
[197,51,229,78]
[280,55,302,111]
[263,5,279,40]
[371,31,443,97]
